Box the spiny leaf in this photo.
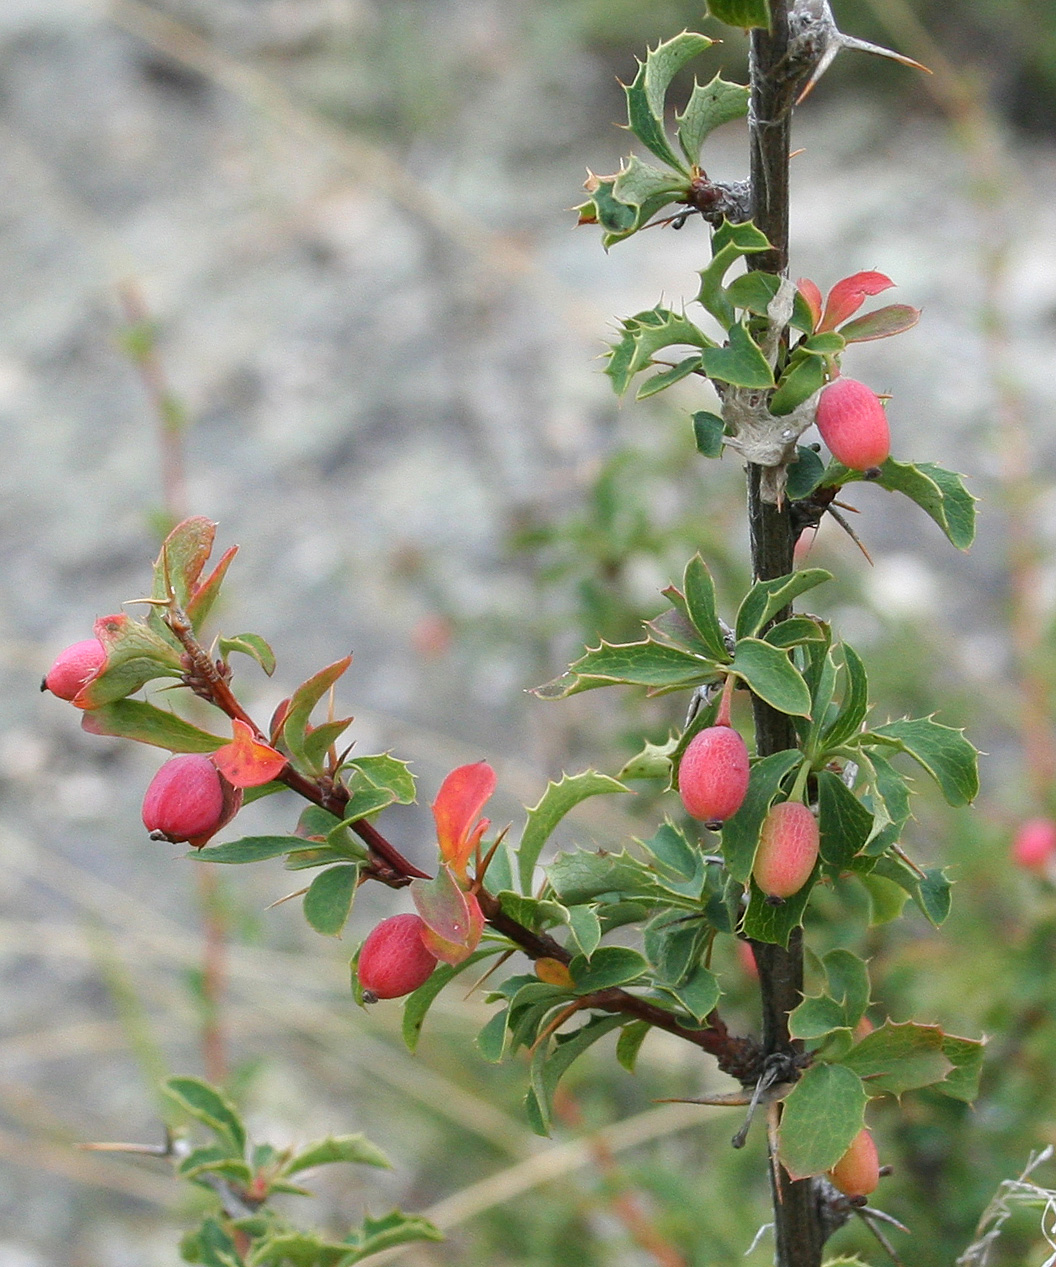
[624,33,714,173]
[701,322,775,389]
[865,716,979,806]
[163,1077,246,1156]
[518,770,630,892]
[676,73,750,165]
[707,0,771,29]
[606,306,716,397]
[778,1063,868,1179]
[281,1134,390,1177]
[729,637,812,717]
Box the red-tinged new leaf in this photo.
[837,303,921,343]
[186,545,238,631]
[279,656,353,773]
[433,762,496,880]
[411,866,484,965]
[74,613,185,708]
[796,277,823,331]
[819,271,894,332]
[152,517,216,609]
[212,718,287,788]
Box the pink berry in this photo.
[142,754,241,846]
[42,638,106,701]
[827,1127,880,1197]
[357,914,438,1001]
[753,801,819,899]
[1012,817,1056,871]
[678,725,750,826]
[815,377,890,471]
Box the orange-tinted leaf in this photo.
[212,719,288,788]
[536,958,575,988]
[411,867,484,965]
[186,545,238,631]
[433,762,496,878]
[819,271,894,332]
[796,278,823,331]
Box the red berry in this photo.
[357,914,438,1001]
[678,725,750,826]
[142,754,241,846]
[827,1127,880,1197]
[1012,817,1056,872]
[42,638,106,701]
[753,801,819,899]
[815,377,890,471]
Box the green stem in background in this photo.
[746,3,825,1262]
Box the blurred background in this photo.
[4,0,1056,1263]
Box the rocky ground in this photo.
[1,1,1055,1264]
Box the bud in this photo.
[753,801,819,900]
[1012,817,1056,872]
[42,638,106,701]
[815,377,890,471]
[827,1127,880,1197]
[142,754,241,846]
[678,725,750,827]
[357,914,439,1001]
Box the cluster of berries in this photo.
[677,719,818,900]
[45,639,248,848]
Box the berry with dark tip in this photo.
[42,638,106,701]
[357,914,439,1001]
[142,754,241,846]
[678,725,750,827]
[816,377,890,472]
[753,801,819,899]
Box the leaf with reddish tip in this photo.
[212,719,287,787]
[837,303,921,343]
[796,278,823,331]
[433,762,496,879]
[152,517,217,607]
[280,656,353,774]
[819,271,894,332]
[74,613,185,708]
[186,545,238,632]
[412,866,484,964]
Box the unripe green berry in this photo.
[753,801,819,899]
[816,377,890,472]
[827,1127,880,1197]
[357,914,438,1001]
[678,725,750,827]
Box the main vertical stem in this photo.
[747,5,825,1264]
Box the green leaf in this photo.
[80,699,225,753]
[707,0,771,29]
[606,307,716,397]
[939,1033,985,1102]
[617,735,679,782]
[722,749,802,882]
[400,949,502,1052]
[765,616,828,649]
[723,269,780,315]
[282,1135,390,1177]
[497,891,568,931]
[658,961,721,1021]
[303,865,359,937]
[193,835,306,865]
[475,1007,510,1063]
[742,867,819,946]
[637,354,703,399]
[789,994,849,1041]
[302,717,356,771]
[337,1210,444,1264]
[518,770,630,892]
[692,410,726,457]
[566,905,603,957]
[778,1063,868,1179]
[840,1021,952,1096]
[217,633,276,676]
[346,753,416,804]
[735,569,833,641]
[676,73,750,165]
[829,458,976,550]
[861,872,908,924]
[821,643,870,750]
[548,849,664,905]
[538,637,718,699]
[729,638,812,717]
[640,821,700,883]
[696,220,772,327]
[616,1020,651,1072]
[702,322,775,388]
[529,1014,626,1134]
[785,446,827,500]
[281,657,353,775]
[817,771,873,868]
[682,554,733,660]
[163,1077,246,1156]
[770,352,827,416]
[865,717,979,805]
[823,949,870,1025]
[76,614,184,708]
[838,303,920,343]
[624,33,714,173]
[570,946,650,991]
[868,855,952,926]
